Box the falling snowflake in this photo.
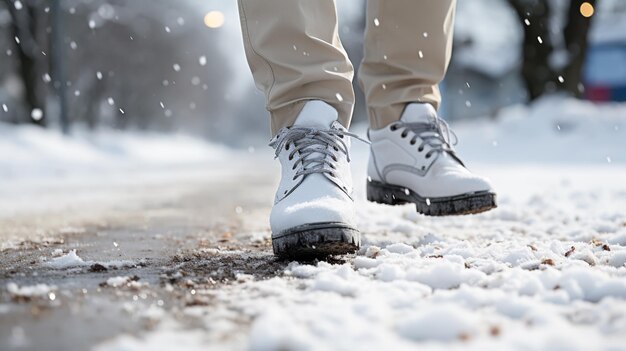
[31,108,43,121]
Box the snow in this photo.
[0,122,241,222]
[93,323,209,351]
[0,95,624,349]
[453,96,625,164]
[105,276,132,288]
[6,283,56,299]
[0,123,230,181]
[44,249,139,270]
[45,249,87,269]
[397,305,478,342]
[89,96,626,350]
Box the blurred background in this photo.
[1,0,625,148]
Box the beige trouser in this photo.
[237,0,456,135]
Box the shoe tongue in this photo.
[293,100,338,129]
[400,103,438,124]
[291,101,339,172]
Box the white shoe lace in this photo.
[270,127,369,180]
[388,118,459,161]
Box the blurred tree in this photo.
[508,0,597,100]
[51,0,69,134]
[2,0,47,126]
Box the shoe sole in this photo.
[272,222,360,260]
[367,180,497,216]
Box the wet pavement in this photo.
[0,164,281,351]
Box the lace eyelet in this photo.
[292,176,297,180]
[333,146,339,152]
[288,155,293,161]
[426,154,431,159]
[410,140,416,145]
[418,147,424,152]
[285,144,289,151]
[390,125,398,131]
[401,131,408,138]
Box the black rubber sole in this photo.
[367,180,496,216]
[272,222,360,260]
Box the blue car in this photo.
[584,42,626,102]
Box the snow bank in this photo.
[0,123,231,180]
[453,96,626,164]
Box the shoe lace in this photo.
[269,127,369,179]
[390,118,458,159]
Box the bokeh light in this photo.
[204,11,225,28]
[580,2,594,18]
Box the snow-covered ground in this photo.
[2,97,626,350]
[0,123,253,239]
[0,124,231,181]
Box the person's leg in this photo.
[358,0,456,129]
[362,0,497,216]
[237,0,355,135]
[237,0,361,258]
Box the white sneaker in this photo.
[367,103,496,216]
[269,101,362,258]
